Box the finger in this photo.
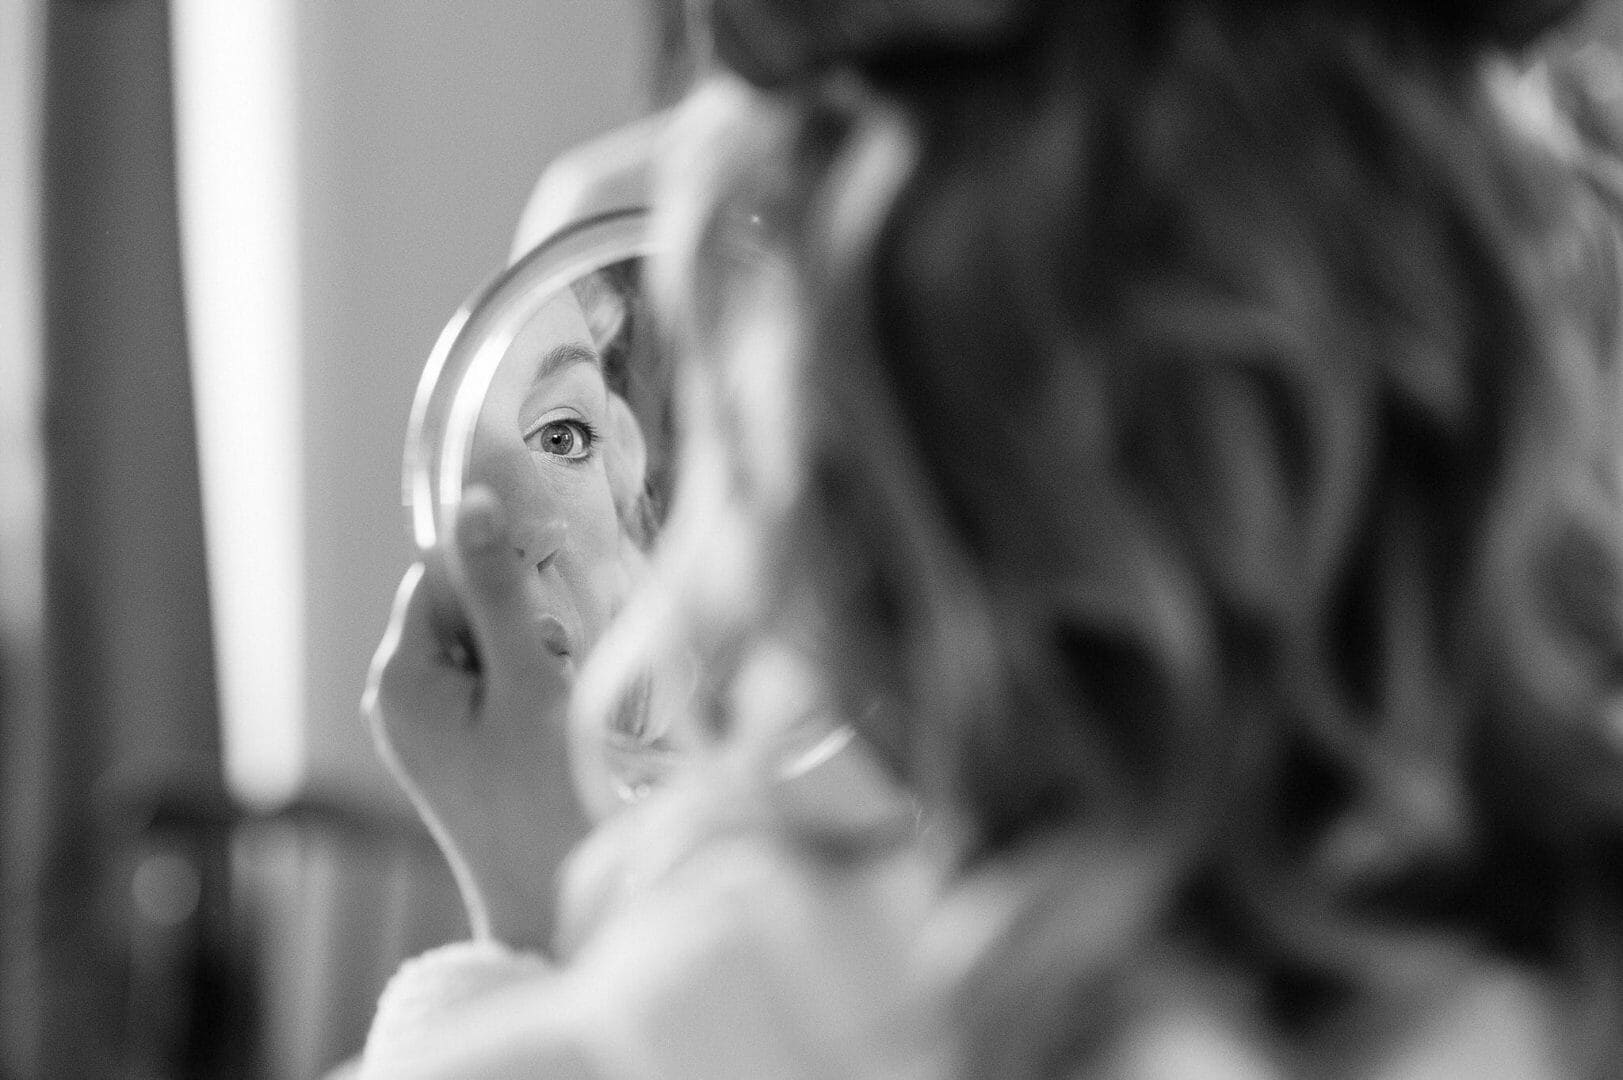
[364,559,476,751]
[451,484,571,683]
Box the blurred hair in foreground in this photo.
[608,0,1623,1074]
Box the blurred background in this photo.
[0,0,667,1076]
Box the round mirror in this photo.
[401,202,684,809]
[403,210,668,552]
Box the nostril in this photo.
[513,519,565,571]
[515,546,551,568]
[537,615,569,657]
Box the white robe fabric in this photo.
[356,734,955,1080]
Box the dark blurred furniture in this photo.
[113,792,464,1080]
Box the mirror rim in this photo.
[402,208,656,551]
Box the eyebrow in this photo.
[532,340,601,382]
[518,340,604,432]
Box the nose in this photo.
[509,495,566,570]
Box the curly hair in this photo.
[621,1,1623,1074]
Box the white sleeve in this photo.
[357,750,941,1080]
[355,939,556,1079]
[358,832,944,1080]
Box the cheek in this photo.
[468,425,539,520]
[580,468,623,555]
[555,466,627,634]
[540,462,622,559]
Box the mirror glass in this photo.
[403,208,681,803]
[404,209,664,549]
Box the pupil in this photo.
[549,425,575,453]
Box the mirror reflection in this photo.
[464,261,660,669]
[406,220,686,810]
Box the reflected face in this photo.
[470,289,626,660]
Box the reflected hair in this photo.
[573,263,677,542]
[629,3,1623,1075]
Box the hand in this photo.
[364,486,590,954]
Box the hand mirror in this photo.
[403,210,668,553]
[401,122,681,812]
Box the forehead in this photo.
[486,288,601,407]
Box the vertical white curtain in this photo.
[171,0,306,811]
[0,1,47,1075]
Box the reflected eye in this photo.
[526,419,595,460]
